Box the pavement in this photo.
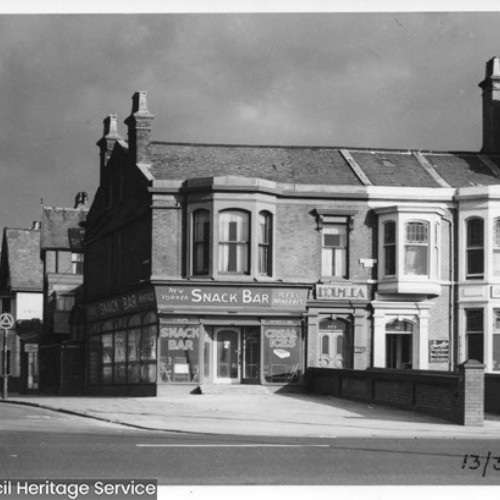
[2,392,500,439]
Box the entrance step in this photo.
[198,384,270,395]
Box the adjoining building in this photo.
[83,57,500,396]
[39,193,89,395]
[0,224,43,393]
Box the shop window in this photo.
[141,312,157,384]
[159,323,202,384]
[494,218,500,276]
[218,210,250,274]
[383,221,396,276]
[71,253,84,274]
[404,221,429,276]
[466,309,484,363]
[258,211,272,276]
[263,323,302,383]
[113,320,127,384]
[192,209,210,275]
[385,320,413,369]
[88,335,101,385]
[127,315,142,384]
[322,225,347,278]
[101,327,113,384]
[466,218,484,279]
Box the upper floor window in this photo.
[71,253,84,274]
[258,211,272,276]
[218,210,250,274]
[466,218,484,280]
[404,221,429,276]
[494,218,500,276]
[192,209,210,275]
[383,221,396,276]
[322,224,347,278]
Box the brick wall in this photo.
[305,363,484,426]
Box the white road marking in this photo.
[136,443,331,448]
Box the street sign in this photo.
[0,313,14,330]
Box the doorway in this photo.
[214,328,240,383]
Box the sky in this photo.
[1,6,500,234]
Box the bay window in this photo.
[218,210,250,274]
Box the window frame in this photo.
[321,223,348,279]
[404,220,430,277]
[466,217,484,280]
[258,211,272,277]
[218,209,251,275]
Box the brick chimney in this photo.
[124,91,154,164]
[74,192,89,209]
[96,114,122,186]
[479,57,500,153]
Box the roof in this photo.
[1,229,43,291]
[41,206,88,250]
[147,142,500,188]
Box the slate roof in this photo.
[146,142,500,188]
[150,143,363,185]
[1,229,43,291]
[40,206,88,250]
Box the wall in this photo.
[16,292,43,320]
[305,363,484,425]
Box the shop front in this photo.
[85,284,310,396]
[155,284,309,393]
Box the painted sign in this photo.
[24,344,38,353]
[429,340,449,362]
[159,324,204,351]
[315,284,368,301]
[156,286,308,310]
[86,287,156,321]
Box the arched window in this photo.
[192,209,210,275]
[404,221,429,276]
[466,218,484,279]
[258,211,272,276]
[383,221,396,276]
[321,334,330,356]
[218,210,250,274]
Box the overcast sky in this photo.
[1,10,500,233]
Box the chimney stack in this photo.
[124,91,155,164]
[96,114,122,186]
[479,57,500,153]
[74,192,89,209]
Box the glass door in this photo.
[214,328,240,383]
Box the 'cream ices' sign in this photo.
[156,286,308,309]
[316,284,368,300]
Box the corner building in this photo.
[84,59,500,395]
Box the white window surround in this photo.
[372,301,434,370]
[375,206,444,296]
[187,199,276,280]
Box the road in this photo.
[1,403,500,485]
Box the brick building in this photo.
[83,57,500,396]
[39,193,88,394]
[0,224,43,393]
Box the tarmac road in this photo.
[1,404,500,485]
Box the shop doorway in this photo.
[318,318,353,369]
[214,328,240,383]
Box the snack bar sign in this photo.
[156,286,308,310]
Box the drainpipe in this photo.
[443,208,455,371]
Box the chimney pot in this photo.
[31,221,40,230]
[74,192,89,209]
[103,115,120,138]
